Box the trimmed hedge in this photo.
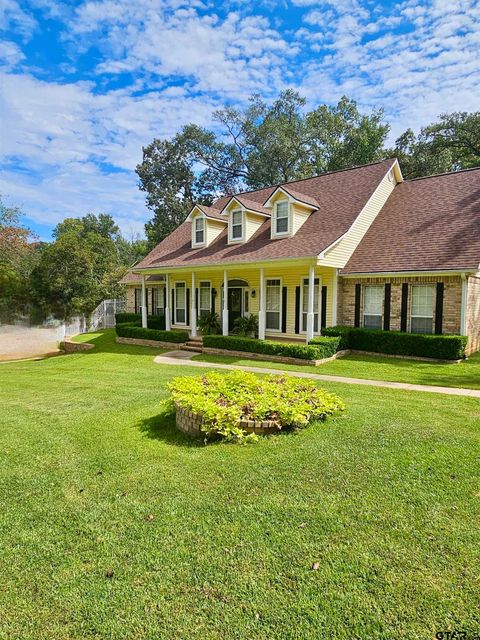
[322,326,467,360]
[115,323,188,343]
[202,335,340,360]
[115,312,166,330]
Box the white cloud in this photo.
[0,39,25,68]
[0,0,37,38]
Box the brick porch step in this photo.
[181,341,203,353]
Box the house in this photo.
[121,159,480,355]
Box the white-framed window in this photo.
[193,216,205,245]
[265,278,282,331]
[274,200,289,235]
[230,209,243,241]
[363,285,383,329]
[152,287,165,316]
[199,281,211,317]
[174,282,186,325]
[301,277,321,333]
[410,285,435,334]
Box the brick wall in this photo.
[338,275,463,334]
[466,276,480,355]
[126,286,136,313]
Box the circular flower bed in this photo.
[168,370,344,442]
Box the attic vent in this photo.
[388,169,394,183]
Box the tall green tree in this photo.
[0,198,38,321]
[31,213,145,319]
[137,92,389,247]
[392,111,480,178]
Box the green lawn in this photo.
[0,330,479,639]
[193,350,480,389]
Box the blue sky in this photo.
[1,0,479,240]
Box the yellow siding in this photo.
[165,263,336,338]
[190,211,226,247]
[244,212,265,241]
[206,219,226,245]
[321,167,396,268]
[291,203,311,235]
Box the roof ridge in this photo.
[405,165,480,182]
[214,158,395,202]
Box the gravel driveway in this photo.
[0,324,65,361]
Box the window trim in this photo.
[265,277,283,333]
[299,276,322,335]
[192,215,206,247]
[151,286,165,316]
[362,284,384,330]
[198,280,212,317]
[272,199,290,238]
[174,281,187,326]
[229,208,244,243]
[410,284,435,334]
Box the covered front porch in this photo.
[131,260,339,344]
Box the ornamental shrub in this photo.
[168,370,345,442]
[115,313,166,330]
[115,323,188,343]
[202,335,340,361]
[322,326,467,360]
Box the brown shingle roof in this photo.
[134,159,395,271]
[343,167,480,274]
[119,272,165,285]
[223,194,271,216]
[195,204,227,221]
[266,185,319,208]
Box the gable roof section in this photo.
[189,204,227,222]
[343,167,480,274]
[134,158,396,271]
[264,185,319,209]
[221,194,271,217]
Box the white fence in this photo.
[88,299,125,331]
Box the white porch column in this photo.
[258,267,266,340]
[191,272,197,337]
[222,270,229,335]
[306,264,315,342]
[165,274,171,330]
[331,268,338,327]
[141,274,148,328]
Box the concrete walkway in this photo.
[154,351,480,398]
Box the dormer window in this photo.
[274,200,289,236]
[230,209,243,242]
[193,216,205,246]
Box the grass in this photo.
[193,350,480,389]
[0,329,479,639]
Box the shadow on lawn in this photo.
[138,412,205,447]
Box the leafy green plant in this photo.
[115,323,188,343]
[115,312,166,330]
[322,326,467,360]
[233,314,258,337]
[197,311,221,335]
[203,335,340,361]
[168,370,344,442]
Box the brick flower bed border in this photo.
[175,403,282,437]
[62,338,95,353]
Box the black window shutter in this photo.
[152,288,156,316]
[400,283,408,332]
[186,288,190,326]
[211,289,216,314]
[435,282,444,335]
[163,287,167,311]
[383,283,391,331]
[171,288,175,325]
[281,287,287,333]
[134,288,138,314]
[321,286,327,330]
[294,286,300,334]
[354,284,361,328]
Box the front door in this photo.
[228,287,243,332]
